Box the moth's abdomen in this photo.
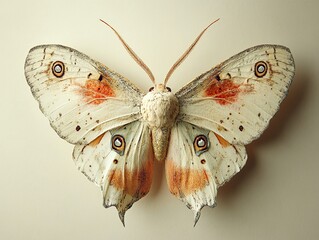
[151,128,170,161]
[141,90,179,160]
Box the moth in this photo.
[24,20,295,226]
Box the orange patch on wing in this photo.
[205,79,241,105]
[108,158,153,197]
[88,133,105,147]
[82,78,115,104]
[166,160,209,196]
[214,133,230,148]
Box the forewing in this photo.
[25,45,142,145]
[177,45,295,144]
[73,121,153,224]
[165,122,247,224]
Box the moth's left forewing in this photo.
[25,45,142,145]
[177,45,295,145]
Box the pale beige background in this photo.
[1,0,318,239]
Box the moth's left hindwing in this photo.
[25,45,153,223]
[73,121,153,224]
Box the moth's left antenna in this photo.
[100,19,156,84]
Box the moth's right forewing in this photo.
[177,45,295,145]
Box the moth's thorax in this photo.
[141,84,179,161]
[141,84,179,129]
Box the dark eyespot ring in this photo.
[111,135,125,155]
[52,61,65,78]
[193,135,209,156]
[254,61,268,78]
[166,87,172,92]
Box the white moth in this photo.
[24,19,295,226]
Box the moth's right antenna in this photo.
[164,18,220,86]
[100,19,156,84]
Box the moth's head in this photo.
[148,84,171,93]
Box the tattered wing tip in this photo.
[102,199,126,227]
[192,201,217,227]
[193,210,201,227]
[118,211,126,227]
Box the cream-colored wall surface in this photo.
[1,0,318,239]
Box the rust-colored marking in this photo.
[205,79,241,105]
[82,78,115,104]
[108,156,153,197]
[205,76,254,105]
[88,133,105,147]
[214,133,230,148]
[166,160,209,196]
[137,158,154,195]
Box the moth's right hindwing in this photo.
[165,122,247,223]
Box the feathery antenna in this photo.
[164,18,220,86]
[100,19,156,84]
